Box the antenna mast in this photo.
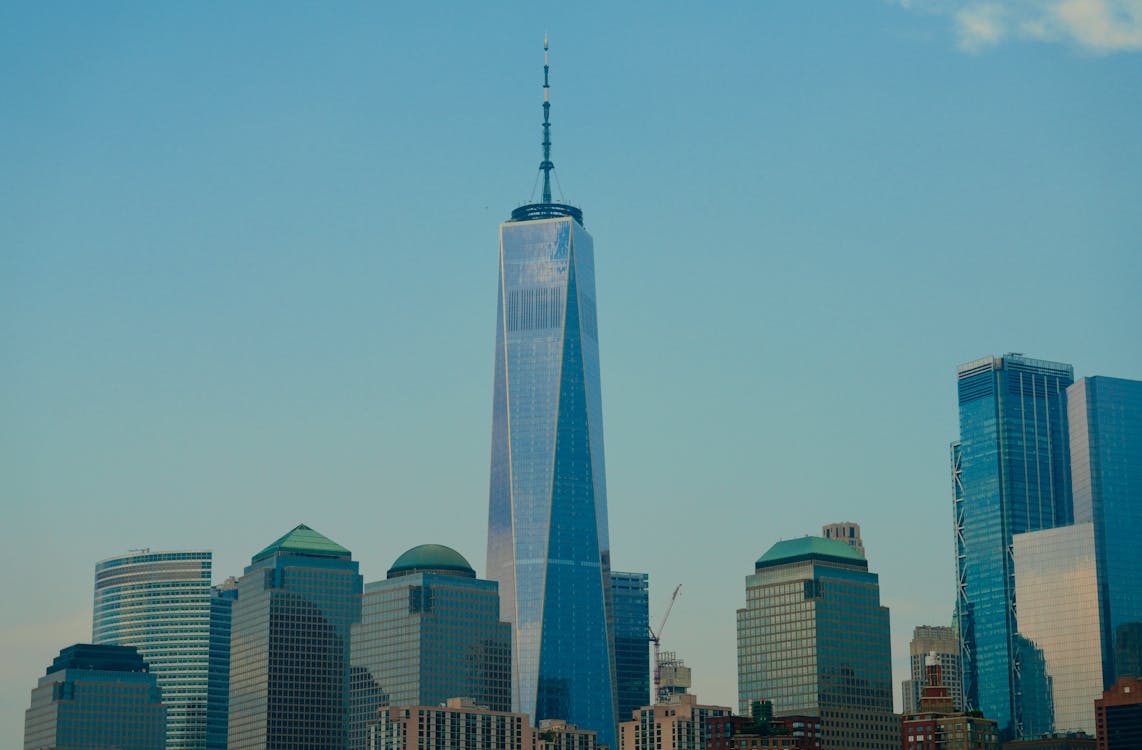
[540,33,553,204]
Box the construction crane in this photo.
[648,584,682,704]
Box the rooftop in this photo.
[47,644,149,675]
[388,544,475,579]
[755,536,867,571]
[251,523,351,563]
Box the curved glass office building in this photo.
[93,550,215,750]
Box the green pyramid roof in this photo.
[755,536,866,570]
[387,544,474,578]
[252,524,351,563]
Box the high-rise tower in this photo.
[92,550,215,750]
[952,354,1074,739]
[486,38,617,747]
[1068,376,1142,686]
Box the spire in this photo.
[540,33,553,204]
[509,34,583,224]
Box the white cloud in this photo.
[956,4,1007,51]
[893,0,1142,53]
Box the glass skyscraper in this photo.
[93,549,215,750]
[486,39,617,748]
[349,544,511,750]
[1068,376,1142,686]
[1013,522,1104,735]
[207,578,238,750]
[24,643,166,750]
[952,354,1073,738]
[611,571,650,722]
[737,536,898,750]
[228,524,362,750]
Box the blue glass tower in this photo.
[952,354,1074,739]
[486,38,617,747]
[611,571,650,722]
[1068,376,1142,686]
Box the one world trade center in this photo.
[486,38,617,748]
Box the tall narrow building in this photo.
[611,571,650,721]
[486,38,617,747]
[227,524,362,750]
[1068,376,1142,685]
[93,550,214,750]
[951,354,1073,738]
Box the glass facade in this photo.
[1013,523,1103,735]
[737,537,898,750]
[93,550,214,750]
[1068,376,1142,686]
[24,644,166,750]
[610,572,650,722]
[207,579,238,750]
[349,545,511,750]
[952,354,1073,738]
[227,524,362,750]
[486,214,616,746]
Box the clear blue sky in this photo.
[3,1,1140,740]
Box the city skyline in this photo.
[3,2,1141,744]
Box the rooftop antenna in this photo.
[541,33,554,203]
[510,34,582,224]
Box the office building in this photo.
[1068,376,1142,685]
[227,524,362,750]
[24,643,165,750]
[93,549,214,750]
[902,660,998,750]
[1012,523,1103,735]
[1095,677,1142,750]
[611,571,650,720]
[368,697,533,750]
[349,544,511,749]
[485,39,616,746]
[737,536,898,750]
[903,626,964,714]
[820,523,864,557]
[619,693,733,750]
[952,354,1074,738]
[207,578,238,750]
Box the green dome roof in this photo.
[755,536,866,570]
[387,544,475,579]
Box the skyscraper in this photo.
[952,354,1074,738]
[349,544,512,750]
[24,643,166,750]
[902,626,963,714]
[1068,376,1142,685]
[93,549,214,750]
[737,536,898,750]
[1013,523,1104,735]
[611,571,650,721]
[207,578,238,750]
[228,524,362,750]
[486,39,616,746]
